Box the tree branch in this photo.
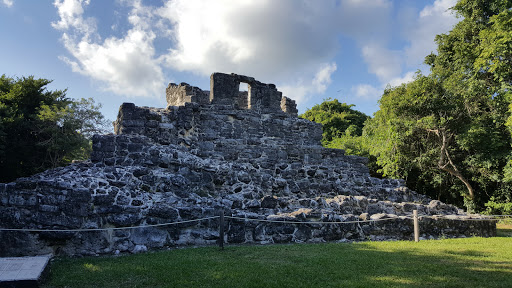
[435,129,475,199]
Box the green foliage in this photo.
[0,75,110,183]
[485,199,512,215]
[360,0,512,212]
[300,98,369,144]
[300,99,381,176]
[328,135,382,177]
[365,72,512,208]
[301,0,512,212]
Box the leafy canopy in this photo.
[304,0,512,213]
[0,75,110,183]
[300,98,369,144]
[365,0,512,212]
[300,99,381,176]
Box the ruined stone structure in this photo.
[166,73,298,116]
[0,73,495,257]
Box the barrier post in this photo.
[219,210,225,250]
[413,210,419,242]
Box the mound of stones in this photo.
[0,73,495,257]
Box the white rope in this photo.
[1,213,508,233]
[226,216,401,224]
[415,214,506,221]
[0,216,219,232]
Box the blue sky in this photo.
[1,0,459,125]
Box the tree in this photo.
[365,73,510,209]
[300,98,369,145]
[0,75,110,182]
[365,0,512,211]
[300,99,382,176]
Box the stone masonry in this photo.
[0,73,495,257]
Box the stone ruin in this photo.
[165,73,298,115]
[0,72,495,257]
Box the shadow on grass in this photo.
[497,224,512,237]
[43,238,512,288]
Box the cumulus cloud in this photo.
[352,69,416,101]
[352,84,382,100]
[404,0,459,67]
[51,0,459,104]
[52,0,94,36]
[312,63,338,94]
[157,0,342,81]
[280,63,337,104]
[52,0,165,98]
[156,0,399,103]
[361,44,402,83]
[52,0,358,102]
[52,0,347,100]
[388,71,416,87]
[336,0,392,41]
[356,0,458,88]
[2,0,13,7]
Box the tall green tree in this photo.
[300,99,381,176]
[366,73,510,209]
[366,0,512,212]
[300,98,369,145]
[0,75,110,182]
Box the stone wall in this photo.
[165,82,209,107]
[0,73,496,257]
[281,96,298,117]
[113,101,321,149]
[168,72,298,115]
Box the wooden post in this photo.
[219,210,225,250]
[413,209,419,242]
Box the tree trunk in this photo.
[438,166,475,200]
[430,128,475,200]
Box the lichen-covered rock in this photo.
[0,73,496,257]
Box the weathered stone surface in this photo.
[166,82,209,108]
[0,72,496,257]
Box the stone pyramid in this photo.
[0,73,495,257]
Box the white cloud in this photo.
[52,0,350,102]
[388,71,416,87]
[2,0,13,7]
[50,0,460,105]
[157,0,341,81]
[336,0,392,41]
[280,63,337,104]
[352,70,416,100]
[52,0,95,39]
[312,63,337,94]
[404,0,459,67]
[155,0,399,103]
[59,30,164,97]
[420,0,456,18]
[52,0,165,98]
[352,84,382,100]
[356,0,459,88]
[361,44,402,83]
[279,84,310,106]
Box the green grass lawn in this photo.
[43,235,512,288]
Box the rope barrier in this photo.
[226,216,401,224]
[415,214,508,221]
[0,216,219,232]
[0,213,508,233]
[417,216,498,222]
